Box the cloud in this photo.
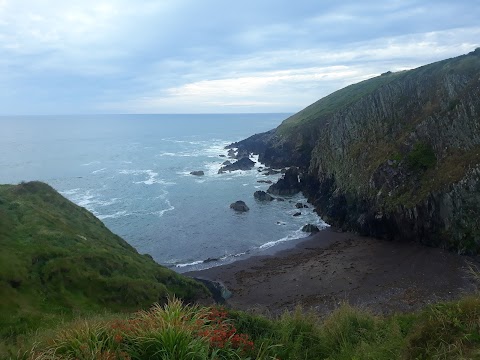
[105,26,480,113]
[0,0,479,114]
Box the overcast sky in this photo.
[0,0,479,115]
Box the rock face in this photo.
[267,168,301,196]
[218,157,255,173]
[230,200,249,212]
[302,224,320,233]
[254,190,274,201]
[190,171,204,176]
[295,202,308,208]
[230,50,480,254]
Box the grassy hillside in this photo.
[0,181,207,354]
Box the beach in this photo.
[187,228,477,315]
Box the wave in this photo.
[98,210,129,220]
[174,260,204,268]
[60,188,81,196]
[259,229,306,250]
[151,199,175,217]
[119,169,175,186]
[81,161,100,166]
[92,168,107,174]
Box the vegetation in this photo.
[12,295,480,359]
[0,182,207,356]
[406,142,436,171]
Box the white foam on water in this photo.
[96,198,119,207]
[81,161,100,166]
[98,210,129,220]
[92,168,107,174]
[175,260,204,268]
[60,188,80,196]
[119,169,175,186]
[151,199,175,217]
[203,161,223,177]
[259,228,306,250]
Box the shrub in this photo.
[407,142,436,171]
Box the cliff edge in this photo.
[232,49,480,253]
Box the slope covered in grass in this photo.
[0,181,208,352]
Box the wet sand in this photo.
[187,228,478,315]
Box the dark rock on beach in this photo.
[293,212,302,217]
[190,171,204,176]
[230,200,249,212]
[218,157,255,173]
[302,224,320,233]
[254,190,274,201]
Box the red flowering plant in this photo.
[197,307,255,355]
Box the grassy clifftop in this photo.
[0,181,207,349]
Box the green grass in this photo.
[277,71,405,135]
[13,295,480,359]
[406,142,436,171]
[0,181,208,357]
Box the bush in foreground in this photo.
[15,295,480,360]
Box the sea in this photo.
[0,114,328,272]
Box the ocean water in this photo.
[0,114,328,272]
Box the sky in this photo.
[0,0,479,115]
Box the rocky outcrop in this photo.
[302,224,320,233]
[296,202,308,209]
[218,158,255,173]
[267,168,301,196]
[190,171,204,176]
[254,191,274,201]
[230,201,249,212]
[231,50,480,253]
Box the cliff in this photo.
[232,49,480,253]
[0,181,208,340]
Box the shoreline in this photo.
[186,228,478,315]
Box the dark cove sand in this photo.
[187,228,478,315]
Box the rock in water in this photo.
[222,160,232,166]
[190,170,205,176]
[293,212,301,217]
[230,200,249,212]
[294,202,309,208]
[302,224,320,233]
[254,190,274,201]
[218,157,255,173]
[267,167,301,196]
